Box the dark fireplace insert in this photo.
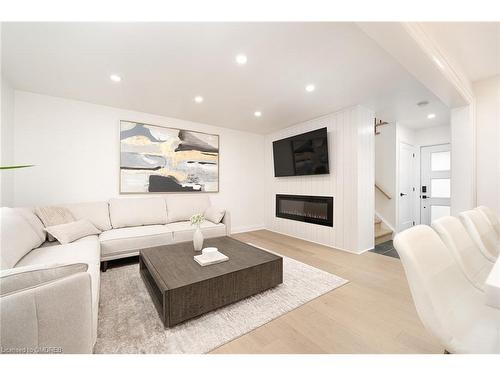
[276,194,333,227]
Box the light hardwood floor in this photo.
[211,230,442,354]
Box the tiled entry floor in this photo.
[370,240,400,259]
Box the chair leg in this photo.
[100,261,108,272]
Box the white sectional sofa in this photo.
[0,195,229,353]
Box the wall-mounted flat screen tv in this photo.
[272,127,329,177]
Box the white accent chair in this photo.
[394,225,500,354]
[477,206,500,237]
[431,216,493,291]
[459,209,499,262]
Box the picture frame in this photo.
[119,120,219,193]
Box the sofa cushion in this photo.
[166,195,210,223]
[15,239,100,303]
[45,220,101,245]
[15,238,100,269]
[109,198,167,228]
[99,225,173,258]
[168,220,226,243]
[38,235,99,248]
[1,208,44,270]
[13,208,46,243]
[63,201,112,231]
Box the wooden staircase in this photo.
[374,215,393,245]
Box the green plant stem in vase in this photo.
[190,214,205,252]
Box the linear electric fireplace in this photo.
[276,194,333,227]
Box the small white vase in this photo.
[193,226,204,252]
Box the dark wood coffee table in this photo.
[139,236,283,328]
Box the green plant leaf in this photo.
[0,165,34,170]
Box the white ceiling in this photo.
[1,22,450,133]
[423,22,500,83]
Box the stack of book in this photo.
[194,247,229,266]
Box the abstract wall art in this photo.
[120,121,219,193]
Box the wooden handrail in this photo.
[375,183,392,200]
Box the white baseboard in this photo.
[231,224,266,234]
[264,228,371,255]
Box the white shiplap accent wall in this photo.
[356,107,375,251]
[265,106,374,253]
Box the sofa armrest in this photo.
[0,264,93,353]
[1,263,88,296]
[222,210,231,236]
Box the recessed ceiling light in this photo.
[235,54,248,65]
[305,84,315,93]
[254,111,262,117]
[427,113,436,119]
[110,74,121,82]
[194,96,204,103]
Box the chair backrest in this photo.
[459,210,499,261]
[432,216,493,291]
[393,225,481,349]
[476,205,500,241]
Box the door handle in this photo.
[400,193,407,197]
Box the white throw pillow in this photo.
[45,219,101,245]
[35,206,76,241]
[204,206,226,224]
[35,206,75,227]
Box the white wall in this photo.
[451,106,475,215]
[473,75,500,215]
[12,91,266,233]
[1,76,15,206]
[265,106,374,254]
[414,125,451,147]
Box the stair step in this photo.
[375,226,392,238]
[375,222,393,245]
[375,232,393,245]
[374,215,393,244]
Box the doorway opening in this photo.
[374,118,452,254]
[419,143,451,225]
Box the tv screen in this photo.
[272,127,329,177]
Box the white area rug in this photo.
[94,251,348,354]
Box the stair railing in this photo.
[375,183,392,200]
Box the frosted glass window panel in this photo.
[431,178,451,198]
[431,205,451,222]
[431,151,451,171]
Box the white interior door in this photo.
[398,142,417,231]
[420,144,451,225]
